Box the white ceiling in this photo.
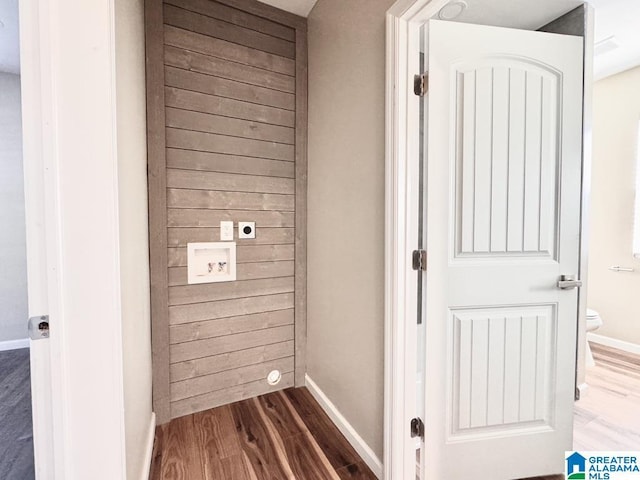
[443,0,584,31]
[443,0,640,80]
[0,0,19,74]
[588,0,640,80]
[257,0,317,17]
[0,0,638,80]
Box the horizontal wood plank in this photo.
[164,25,295,76]
[165,0,295,41]
[169,292,294,324]
[165,87,295,127]
[171,356,295,401]
[170,340,294,382]
[165,66,294,111]
[164,4,295,59]
[170,324,294,361]
[166,128,294,162]
[164,45,295,93]
[167,227,294,247]
[167,169,295,194]
[153,0,306,416]
[168,245,295,267]
[168,276,294,305]
[168,209,294,228]
[168,188,294,211]
[166,148,295,178]
[170,372,294,418]
[166,107,294,144]
[215,0,305,29]
[170,309,294,344]
[169,261,294,285]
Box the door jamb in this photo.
[19,0,59,476]
[384,1,448,479]
[18,0,130,477]
[576,6,595,400]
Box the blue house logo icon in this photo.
[566,452,587,479]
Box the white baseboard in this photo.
[588,333,640,355]
[305,375,383,479]
[141,412,156,480]
[0,338,30,352]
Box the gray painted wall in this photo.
[114,0,154,477]
[307,0,395,459]
[0,72,28,343]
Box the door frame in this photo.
[19,0,131,477]
[19,0,58,475]
[384,1,594,478]
[384,2,449,479]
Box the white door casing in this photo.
[423,20,583,479]
[19,0,57,476]
[19,0,130,478]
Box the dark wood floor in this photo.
[151,343,639,480]
[150,387,377,479]
[0,348,35,480]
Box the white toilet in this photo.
[585,308,604,367]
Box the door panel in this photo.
[451,305,555,433]
[456,61,561,258]
[424,20,583,479]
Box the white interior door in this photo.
[422,20,583,479]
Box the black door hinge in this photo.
[410,417,424,438]
[414,73,428,96]
[412,250,427,271]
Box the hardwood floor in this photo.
[150,387,377,479]
[0,348,35,480]
[574,342,640,450]
[151,343,639,480]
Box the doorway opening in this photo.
[386,1,589,479]
[573,0,640,451]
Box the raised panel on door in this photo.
[455,59,560,260]
[451,305,556,436]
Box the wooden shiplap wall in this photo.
[146,0,307,422]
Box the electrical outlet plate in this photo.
[220,221,234,241]
[238,221,255,239]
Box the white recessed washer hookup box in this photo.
[187,242,236,284]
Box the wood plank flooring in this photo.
[523,342,640,480]
[150,387,377,479]
[574,342,640,450]
[0,348,35,480]
[151,343,639,480]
